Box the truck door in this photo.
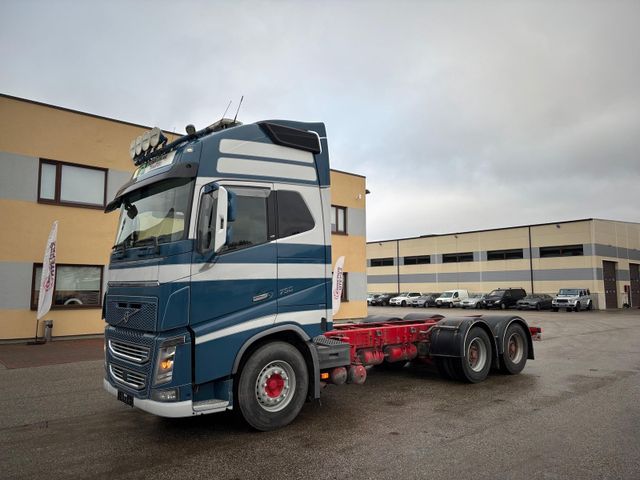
[274,187,327,337]
[190,183,277,382]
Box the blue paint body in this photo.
[103,120,333,416]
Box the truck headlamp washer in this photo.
[255,360,295,413]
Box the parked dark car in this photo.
[410,293,441,308]
[481,288,527,309]
[369,293,396,306]
[516,294,553,310]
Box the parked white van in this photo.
[435,289,470,308]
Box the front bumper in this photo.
[104,378,196,417]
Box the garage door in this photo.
[603,261,618,309]
[630,263,640,308]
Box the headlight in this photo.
[154,336,185,386]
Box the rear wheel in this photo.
[237,342,308,431]
[452,327,492,383]
[586,301,592,311]
[500,323,528,374]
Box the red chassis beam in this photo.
[325,315,542,366]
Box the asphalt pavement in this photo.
[1,308,639,480]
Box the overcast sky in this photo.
[1,0,638,240]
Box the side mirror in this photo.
[197,183,230,255]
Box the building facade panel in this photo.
[367,219,640,309]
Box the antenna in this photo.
[221,100,232,120]
[233,95,244,123]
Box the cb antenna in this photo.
[233,95,244,123]
[221,100,233,120]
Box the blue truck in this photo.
[103,118,540,431]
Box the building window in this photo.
[539,244,584,258]
[31,264,103,309]
[404,255,430,265]
[38,159,107,208]
[487,249,524,261]
[442,252,474,263]
[331,205,347,234]
[370,257,394,267]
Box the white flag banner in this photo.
[37,221,58,320]
[332,256,345,315]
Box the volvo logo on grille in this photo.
[120,305,141,324]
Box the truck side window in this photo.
[221,187,269,253]
[277,190,315,239]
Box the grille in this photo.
[556,299,568,303]
[105,296,158,332]
[110,364,147,390]
[109,339,150,364]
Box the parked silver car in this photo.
[458,294,486,309]
[552,288,592,312]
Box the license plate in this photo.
[117,390,134,407]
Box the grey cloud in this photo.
[1,0,638,241]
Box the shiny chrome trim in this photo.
[108,339,150,364]
[109,364,146,390]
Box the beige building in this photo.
[0,94,366,341]
[367,219,640,309]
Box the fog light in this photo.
[152,388,179,402]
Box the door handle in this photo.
[253,292,272,303]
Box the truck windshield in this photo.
[114,178,194,248]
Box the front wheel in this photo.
[500,323,529,375]
[586,301,592,311]
[237,342,308,431]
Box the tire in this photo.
[535,303,541,311]
[448,302,454,308]
[401,300,406,307]
[574,303,580,312]
[587,301,592,311]
[453,327,492,383]
[552,307,558,312]
[500,323,528,375]
[500,302,506,310]
[236,342,308,431]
